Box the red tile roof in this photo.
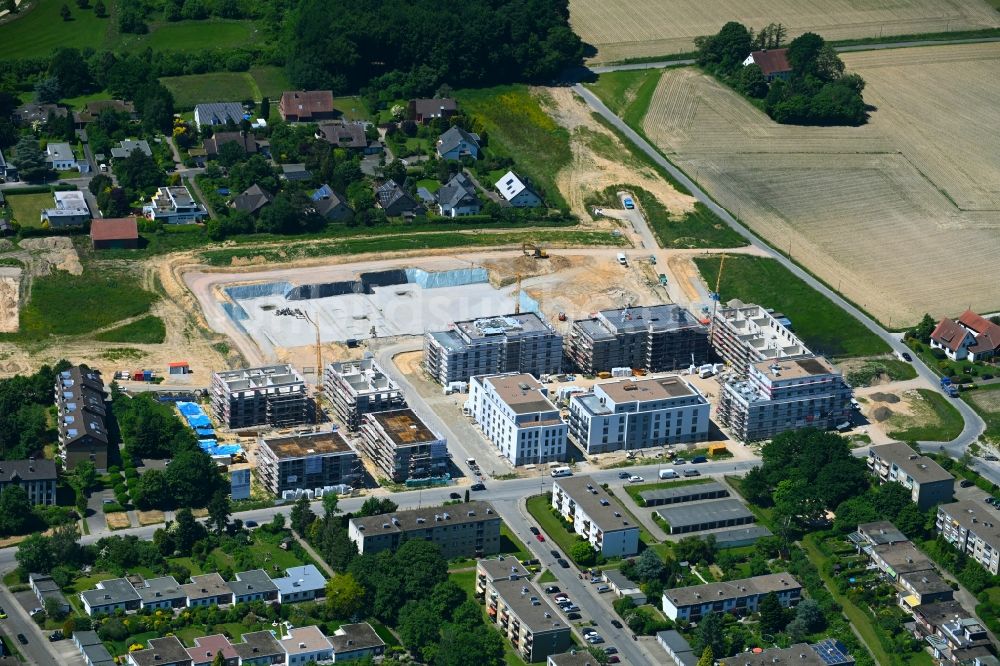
[280,90,334,120]
[749,48,791,77]
[90,217,138,241]
[959,310,1000,353]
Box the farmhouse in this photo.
[437,172,481,217]
[231,184,273,216]
[193,102,245,129]
[90,217,139,250]
[410,97,458,124]
[436,126,480,160]
[375,180,423,217]
[743,48,793,80]
[930,310,1000,361]
[310,184,353,221]
[495,170,542,208]
[41,190,91,228]
[279,90,336,122]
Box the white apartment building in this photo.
[661,573,802,622]
[568,376,710,454]
[467,373,567,466]
[718,356,853,442]
[551,475,640,558]
[936,500,1000,575]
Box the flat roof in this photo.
[548,652,601,666]
[188,634,239,662]
[656,498,755,530]
[857,521,908,545]
[899,569,952,596]
[366,409,438,445]
[663,573,801,608]
[478,557,530,582]
[602,569,640,591]
[272,565,326,595]
[639,481,727,503]
[330,623,384,653]
[554,475,639,534]
[493,578,569,634]
[215,364,304,390]
[281,625,332,654]
[597,375,698,403]
[452,312,554,341]
[939,501,1000,548]
[182,572,230,600]
[233,631,283,659]
[730,643,831,666]
[261,430,354,459]
[871,542,934,575]
[82,577,140,606]
[130,637,190,666]
[351,500,498,536]
[228,569,278,597]
[136,576,184,603]
[710,525,774,545]
[484,373,558,415]
[595,304,703,335]
[752,355,836,380]
[870,442,954,484]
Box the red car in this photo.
[535,533,545,542]
[608,656,620,663]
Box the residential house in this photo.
[930,310,1000,361]
[135,576,187,611]
[732,641,855,666]
[279,90,336,122]
[127,636,193,666]
[0,148,17,181]
[661,573,802,622]
[315,122,369,151]
[73,100,136,127]
[568,376,710,454]
[742,48,793,80]
[203,131,261,157]
[280,163,312,181]
[474,558,531,600]
[359,409,449,482]
[602,569,647,605]
[44,142,76,170]
[232,631,284,666]
[110,139,152,160]
[80,577,141,616]
[91,217,139,250]
[29,573,70,615]
[436,126,480,160]
[194,102,245,129]
[348,501,502,558]
[55,366,108,471]
[495,170,542,208]
[867,442,954,510]
[911,600,993,664]
[74,630,115,666]
[437,172,481,217]
[280,626,333,665]
[41,190,90,227]
[329,623,385,662]
[186,635,238,666]
[310,184,353,221]
[409,98,457,124]
[13,103,66,126]
[232,184,273,216]
[182,572,233,607]
[142,186,207,224]
[0,459,56,505]
[375,180,422,217]
[256,430,362,495]
[466,372,567,466]
[227,569,278,604]
[424,312,563,385]
[272,565,327,603]
[551,475,640,557]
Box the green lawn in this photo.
[537,569,557,584]
[0,0,114,59]
[5,192,52,228]
[525,494,581,558]
[966,383,1000,445]
[133,19,255,51]
[458,85,573,209]
[416,178,441,194]
[634,186,745,249]
[5,265,158,340]
[586,69,662,129]
[160,67,291,109]
[499,524,532,561]
[448,569,476,595]
[94,315,166,344]
[694,255,890,359]
[887,388,964,442]
[330,96,370,122]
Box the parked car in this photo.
[628,475,643,483]
[550,550,561,559]
[48,631,63,642]
[691,456,708,464]
[605,647,619,655]
[608,656,620,663]
[530,526,540,535]
[544,586,560,594]
[587,634,605,644]
[557,558,570,568]
[683,469,701,477]
[566,612,581,620]
[674,458,687,465]
[16,634,27,645]
[597,585,610,593]
[960,479,975,488]
[582,628,596,636]
[535,534,545,542]
[470,483,486,491]
[244,520,258,528]
[986,455,999,462]
[618,471,630,479]
[449,492,461,500]
[902,352,913,362]
[611,620,624,629]
[29,607,42,616]
[623,197,635,210]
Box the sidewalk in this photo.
[291,530,336,577]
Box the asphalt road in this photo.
[571,83,986,456]
[0,585,69,666]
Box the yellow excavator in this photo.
[522,242,549,259]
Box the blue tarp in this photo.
[187,415,211,427]
[204,444,242,456]
[198,439,218,447]
[177,401,203,417]
[195,427,216,436]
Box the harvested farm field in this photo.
[636,43,1000,326]
[570,0,1000,62]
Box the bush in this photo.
[101,503,125,513]
[931,348,947,360]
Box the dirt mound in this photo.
[872,406,894,422]
[20,236,82,275]
[870,392,901,403]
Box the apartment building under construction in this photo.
[211,364,313,429]
[359,408,449,482]
[566,305,711,374]
[323,357,405,431]
[710,299,810,376]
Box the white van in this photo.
[659,468,678,479]
[551,466,573,478]
[617,252,628,266]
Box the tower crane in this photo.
[514,274,522,315]
[707,253,727,345]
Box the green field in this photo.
[694,255,890,359]
[331,96,370,121]
[632,185,745,248]
[132,19,254,51]
[888,388,965,442]
[586,69,662,129]
[458,85,572,209]
[966,384,1000,444]
[8,267,158,340]
[4,192,51,228]
[160,67,291,109]
[0,0,114,58]
[94,315,166,344]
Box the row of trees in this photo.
[696,22,867,126]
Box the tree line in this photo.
[695,22,867,126]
